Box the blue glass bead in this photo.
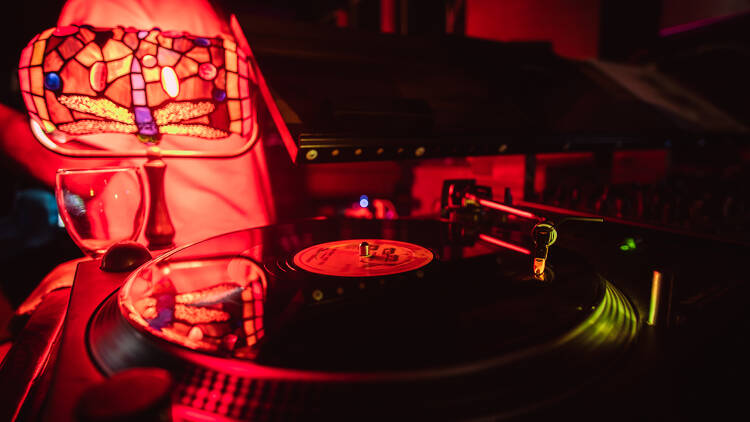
[194,37,211,47]
[44,72,61,91]
[212,88,227,102]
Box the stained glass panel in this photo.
[225,50,237,73]
[176,57,199,79]
[106,55,133,83]
[136,41,157,59]
[32,95,49,120]
[227,100,240,120]
[102,39,131,61]
[157,47,180,67]
[105,75,132,107]
[19,67,30,92]
[226,72,238,98]
[146,81,169,106]
[78,27,96,43]
[31,41,46,65]
[58,37,84,60]
[186,47,210,63]
[45,90,74,123]
[30,66,44,96]
[20,24,257,143]
[75,42,103,67]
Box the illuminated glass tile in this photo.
[174,305,229,324]
[31,41,46,65]
[242,118,252,135]
[71,110,102,120]
[58,95,135,123]
[146,81,169,106]
[123,32,139,50]
[161,66,180,98]
[230,120,241,134]
[74,42,103,67]
[133,89,146,105]
[59,120,137,135]
[173,38,193,53]
[145,30,159,44]
[142,54,157,68]
[131,73,145,90]
[241,98,251,119]
[154,101,214,124]
[106,55,133,83]
[32,95,49,120]
[138,31,148,39]
[210,47,224,67]
[89,61,108,92]
[243,320,255,336]
[160,124,227,139]
[112,27,124,40]
[198,63,217,80]
[44,72,61,91]
[104,75,132,107]
[39,28,55,40]
[237,58,248,78]
[223,38,236,52]
[19,44,33,67]
[225,50,237,73]
[45,91,73,123]
[135,41,157,59]
[22,92,36,113]
[102,39,131,61]
[226,72,238,98]
[43,120,56,133]
[53,26,79,36]
[214,69,226,90]
[208,102,228,130]
[156,34,173,49]
[78,27,96,43]
[175,57,199,79]
[157,47,180,67]
[30,66,44,96]
[239,76,249,98]
[175,76,212,102]
[45,38,65,55]
[182,116,210,125]
[227,100,240,120]
[58,37,84,60]
[131,58,141,73]
[61,60,96,95]
[19,68,30,92]
[142,66,160,82]
[186,47,210,63]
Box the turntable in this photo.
[4,177,750,421]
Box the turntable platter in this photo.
[88,218,638,419]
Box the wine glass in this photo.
[56,167,145,258]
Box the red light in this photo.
[478,234,531,255]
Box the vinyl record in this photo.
[88,218,637,420]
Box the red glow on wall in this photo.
[465,0,600,58]
[381,0,396,33]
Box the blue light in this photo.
[359,195,369,208]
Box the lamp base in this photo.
[143,157,175,250]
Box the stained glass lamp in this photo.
[19,19,263,249]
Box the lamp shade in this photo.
[18,24,259,158]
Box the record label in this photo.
[293,239,434,277]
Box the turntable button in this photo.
[76,368,173,422]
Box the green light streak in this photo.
[557,280,638,349]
